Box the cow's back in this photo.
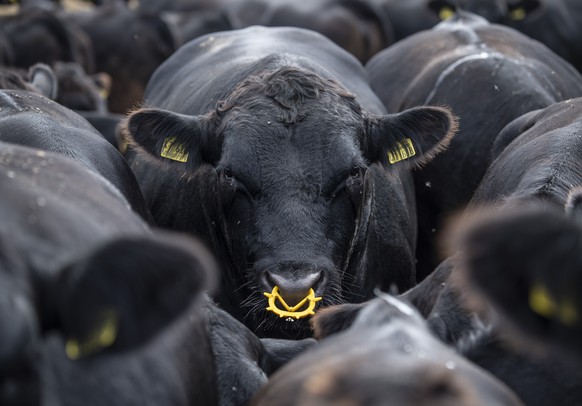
[145,26,385,115]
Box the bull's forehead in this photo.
[219,112,365,191]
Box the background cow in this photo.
[366,12,582,279]
[366,0,582,73]
[251,292,523,406]
[458,202,582,363]
[0,80,152,221]
[64,0,177,113]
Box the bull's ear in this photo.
[460,208,582,355]
[260,338,317,374]
[121,108,220,172]
[55,232,217,360]
[364,106,457,169]
[28,63,58,100]
[311,302,366,339]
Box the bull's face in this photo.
[123,66,457,338]
[214,102,367,336]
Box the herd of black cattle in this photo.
[1,0,582,404]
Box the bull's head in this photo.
[123,66,457,338]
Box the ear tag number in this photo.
[264,286,322,320]
[161,136,189,163]
[387,138,416,164]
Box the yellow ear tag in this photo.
[387,138,416,164]
[510,7,526,21]
[529,283,557,318]
[65,310,118,360]
[98,87,109,100]
[160,136,189,163]
[118,135,129,155]
[439,6,455,20]
[263,286,322,320]
[558,298,579,326]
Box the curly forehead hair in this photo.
[215,66,363,124]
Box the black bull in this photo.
[122,26,457,338]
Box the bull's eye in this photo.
[222,168,234,181]
[345,166,364,207]
[218,167,257,202]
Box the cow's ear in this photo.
[364,106,457,170]
[460,208,582,352]
[91,72,112,101]
[55,232,217,360]
[28,63,58,100]
[311,302,366,339]
[260,338,317,374]
[121,108,220,172]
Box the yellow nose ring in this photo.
[264,286,323,320]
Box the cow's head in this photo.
[0,233,214,404]
[123,66,457,338]
[427,0,542,24]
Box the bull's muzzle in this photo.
[264,286,322,320]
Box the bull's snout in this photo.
[264,267,324,307]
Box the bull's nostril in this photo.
[265,270,322,307]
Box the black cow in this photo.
[365,0,442,40]
[145,0,394,63]
[65,0,177,113]
[470,97,582,208]
[309,258,582,405]
[0,63,57,99]
[157,9,234,49]
[220,0,394,63]
[51,61,125,149]
[501,0,582,73]
[408,98,582,404]
[0,85,151,222]
[393,0,582,73]
[52,61,109,114]
[365,0,515,41]
[122,26,457,339]
[366,0,535,41]
[366,0,582,73]
[0,5,94,73]
[459,203,582,364]
[251,292,523,406]
[366,12,582,279]
[0,141,314,406]
[1,63,122,149]
[457,97,582,356]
